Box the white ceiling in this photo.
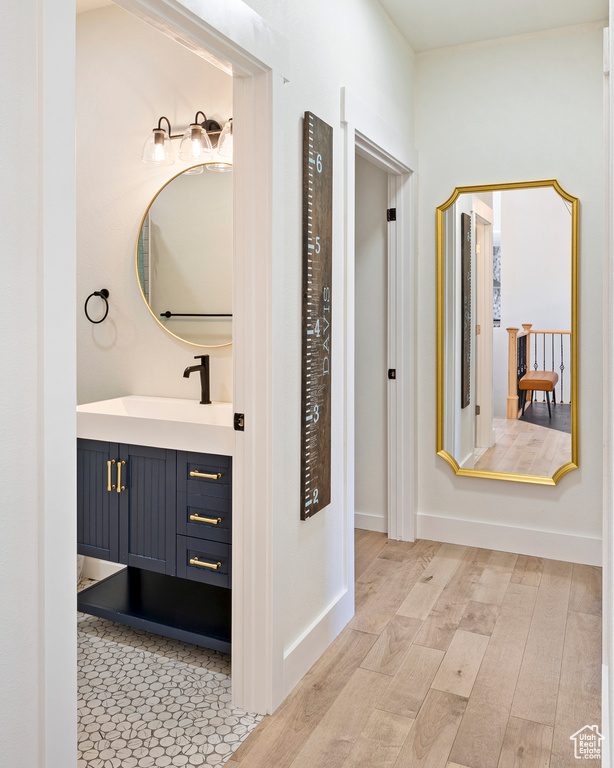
[76,0,112,13]
[377,0,608,52]
[76,0,608,49]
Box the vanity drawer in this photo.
[176,535,231,588]
[177,451,231,499]
[178,492,231,543]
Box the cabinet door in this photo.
[77,438,120,562]
[119,444,176,575]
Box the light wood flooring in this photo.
[473,418,572,476]
[230,531,601,768]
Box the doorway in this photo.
[354,153,389,534]
[71,0,279,717]
[342,90,417,545]
[38,2,280,763]
[74,6,268,764]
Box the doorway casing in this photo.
[341,87,418,543]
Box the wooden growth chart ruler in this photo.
[300,111,332,520]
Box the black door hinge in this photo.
[475,405,480,416]
[388,369,396,380]
[234,413,245,431]
[387,208,397,222]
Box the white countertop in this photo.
[77,396,233,456]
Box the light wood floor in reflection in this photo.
[229,531,601,768]
[473,418,572,476]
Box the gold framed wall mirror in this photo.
[136,164,233,348]
[436,180,578,484]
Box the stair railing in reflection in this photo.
[506,323,571,419]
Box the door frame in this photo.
[472,196,494,450]
[603,16,612,764]
[341,87,418,542]
[42,4,285,763]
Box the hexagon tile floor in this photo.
[77,582,262,768]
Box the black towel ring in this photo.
[84,289,110,324]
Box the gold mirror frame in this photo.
[436,179,578,485]
[135,163,233,349]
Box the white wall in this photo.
[233,0,415,681]
[77,5,233,405]
[2,0,77,766]
[417,23,604,563]
[0,4,41,765]
[493,188,572,417]
[354,154,388,533]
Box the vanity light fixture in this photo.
[207,118,233,173]
[142,112,232,170]
[141,116,175,165]
[178,111,213,163]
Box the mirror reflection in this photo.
[136,165,232,347]
[437,181,578,484]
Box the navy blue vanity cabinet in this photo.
[77,441,232,653]
[77,438,120,562]
[77,439,176,575]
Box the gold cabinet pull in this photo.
[117,460,126,493]
[190,470,222,480]
[189,557,222,570]
[189,514,222,525]
[107,459,116,491]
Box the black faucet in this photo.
[183,354,211,404]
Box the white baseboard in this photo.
[459,452,475,469]
[354,511,387,533]
[282,586,354,700]
[417,513,602,566]
[82,556,126,581]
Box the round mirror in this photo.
[136,165,232,347]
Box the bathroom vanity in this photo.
[76,397,233,653]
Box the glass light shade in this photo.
[179,124,213,163]
[216,119,233,160]
[142,128,175,165]
[183,164,205,175]
[206,162,232,173]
